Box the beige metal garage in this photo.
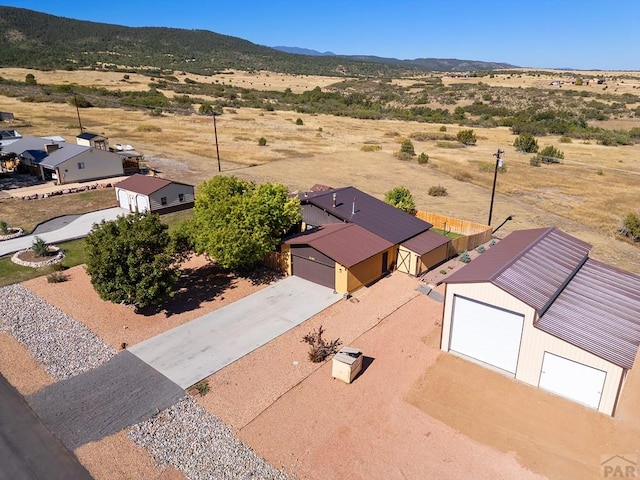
[440,227,640,416]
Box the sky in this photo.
[3,0,639,70]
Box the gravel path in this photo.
[129,396,287,480]
[0,284,115,379]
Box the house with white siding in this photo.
[440,227,640,416]
[114,174,194,214]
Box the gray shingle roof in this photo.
[300,186,432,244]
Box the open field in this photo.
[1,67,639,275]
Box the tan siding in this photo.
[149,183,195,212]
[343,246,395,293]
[58,150,124,184]
[417,243,449,275]
[441,282,623,415]
[335,264,349,294]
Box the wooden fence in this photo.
[415,211,492,254]
[263,250,289,273]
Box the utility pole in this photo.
[74,94,84,133]
[488,148,505,226]
[213,111,221,172]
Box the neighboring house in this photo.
[439,227,640,416]
[285,186,450,292]
[4,136,124,184]
[76,132,109,151]
[0,130,22,148]
[114,174,194,214]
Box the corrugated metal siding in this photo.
[536,259,640,370]
[442,282,624,415]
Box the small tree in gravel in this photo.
[302,325,341,363]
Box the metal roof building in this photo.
[440,227,640,415]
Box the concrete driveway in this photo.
[0,207,126,257]
[129,276,340,388]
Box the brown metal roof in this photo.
[445,227,591,313]
[115,174,175,195]
[536,259,640,369]
[401,230,450,255]
[285,224,393,268]
[300,186,432,244]
[445,227,640,369]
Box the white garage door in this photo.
[117,189,129,210]
[136,195,150,213]
[538,352,606,410]
[449,296,524,375]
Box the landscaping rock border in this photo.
[18,182,114,201]
[11,246,65,268]
[0,227,23,240]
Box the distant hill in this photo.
[273,46,336,56]
[0,7,516,76]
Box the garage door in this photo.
[291,255,335,289]
[117,189,130,210]
[538,352,606,410]
[135,194,150,213]
[449,296,524,375]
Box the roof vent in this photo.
[332,193,337,208]
[352,197,356,215]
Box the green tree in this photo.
[620,212,640,242]
[514,132,539,153]
[187,176,301,269]
[456,129,477,145]
[25,73,36,85]
[85,213,182,309]
[400,139,415,156]
[384,186,416,213]
[258,137,267,146]
[539,145,565,160]
[198,102,214,115]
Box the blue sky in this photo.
[3,1,639,70]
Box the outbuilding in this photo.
[283,223,395,294]
[397,229,451,276]
[440,227,640,416]
[114,174,194,214]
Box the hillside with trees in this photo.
[0,6,513,76]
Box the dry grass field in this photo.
[1,67,639,273]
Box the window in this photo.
[77,162,85,169]
[161,196,167,206]
[178,193,185,202]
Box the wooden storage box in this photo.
[332,347,363,384]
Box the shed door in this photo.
[136,195,150,213]
[449,296,524,375]
[117,189,129,210]
[538,352,606,410]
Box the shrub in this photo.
[530,156,542,167]
[361,144,382,152]
[456,129,477,145]
[52,262,66,272]
[25,73,36,85]
[439,125,447,132]
[136,124,162,132]
[620,212,640,242]
[199,102,214,115]
[400,139,416,156]
[193,380,210,396]
[428,185,448,197]
[439,269,448,275]
[295,118,304,125]
[459,251,471,263]
[258,137,267,146]
[0,220,8,234]
[47,272,68,283]
[559,136,572,143]
[384,186,415,213]
[476,245,486,254]
[32,236,49,257]
[539,145,565,160]
[417,152,429,165]
[69,95,92,108]
[302,325,341,363]
[514,132,539,153]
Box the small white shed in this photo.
[114,174,194,214]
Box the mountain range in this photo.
[0,6,516,76]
